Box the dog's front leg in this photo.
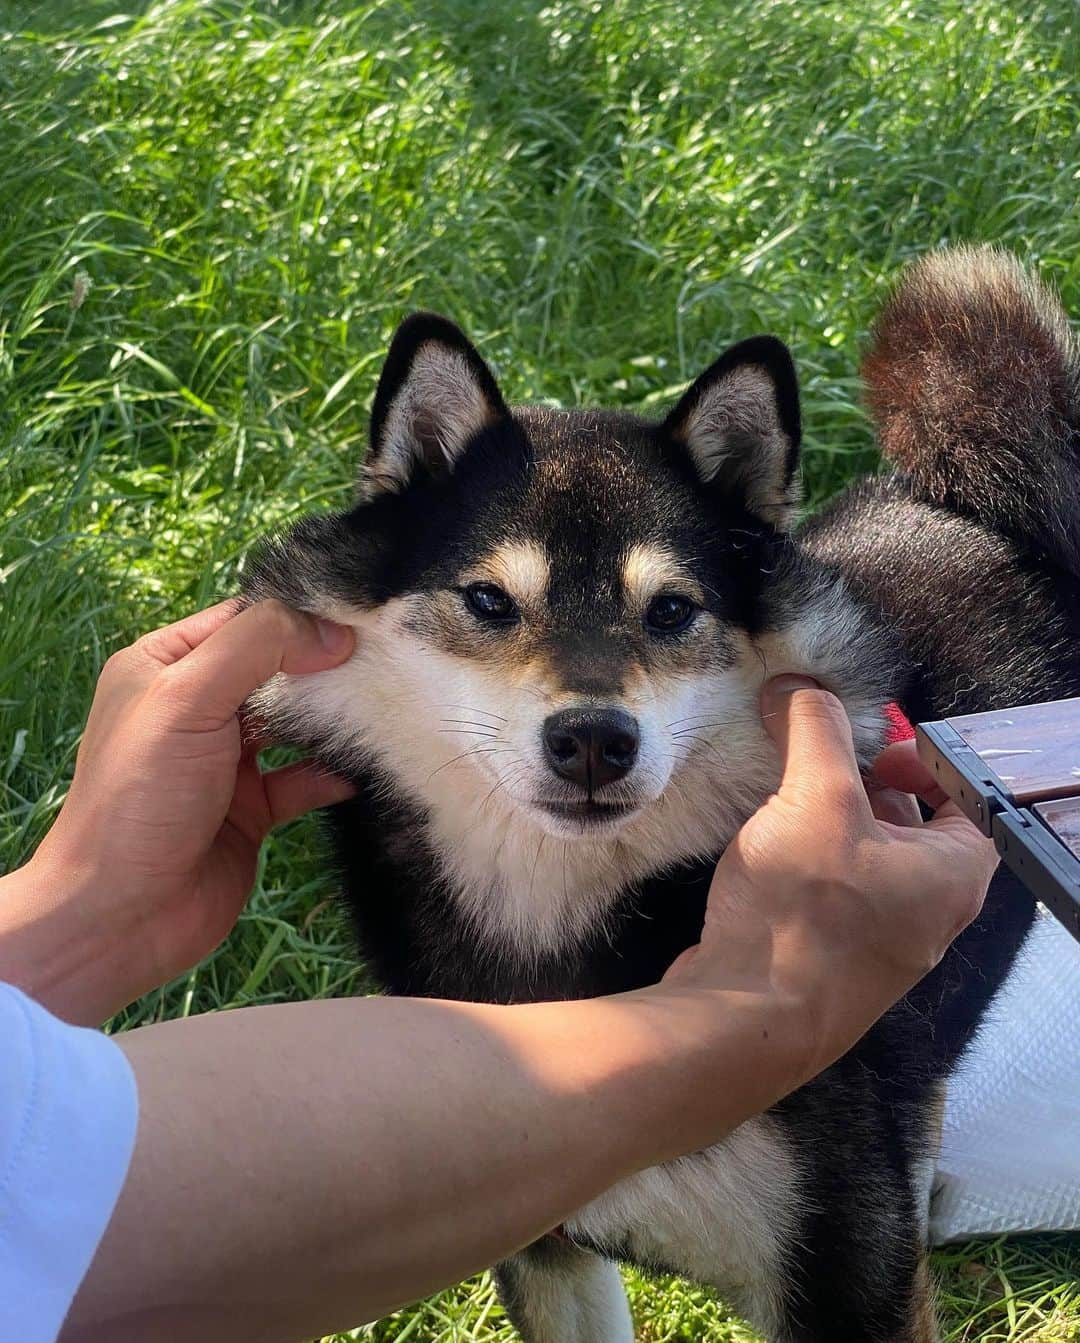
[494,1238,634,1343]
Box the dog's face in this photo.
[248,315,892,887]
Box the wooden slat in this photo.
[1034,796,1080,862]
[946,697,1080,806]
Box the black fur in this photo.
[863,248,1080,575]
[246,247,1080,1342]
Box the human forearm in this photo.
[64,985,805,1343]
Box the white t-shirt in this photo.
[0,983,137,1343]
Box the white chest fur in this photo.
[564,1114,801,1339]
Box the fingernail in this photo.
[316,618,353,655]
[765,673,820,698]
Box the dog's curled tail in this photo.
[863,245,1080,576]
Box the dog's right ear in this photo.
[362,313,508,498]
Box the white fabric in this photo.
[0,983,138,1343]
[930,908,1080,1243]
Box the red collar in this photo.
[884,701,916,745]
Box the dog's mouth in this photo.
[535,798,636,829]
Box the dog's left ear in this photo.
[662,335,801,530]
[362,312,508,497]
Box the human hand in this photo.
[663,676,999,1081]
[1,599,355,1025]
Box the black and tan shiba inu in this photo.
[247,247,1080,1342]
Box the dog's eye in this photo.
[644,593,696,634]
[464,582,519,622]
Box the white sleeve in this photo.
[0,983,138,1343]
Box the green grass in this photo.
[2,0,1078,1338]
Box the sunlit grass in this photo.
[1,1,1078,1338]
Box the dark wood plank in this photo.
[1034,796,1080,861]
[946,696,1080,805]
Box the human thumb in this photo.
[760,675,863,802]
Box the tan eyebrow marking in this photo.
[467,540,551,607]
[622,543,704,609]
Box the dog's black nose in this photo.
[542,708,640,791]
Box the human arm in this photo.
[63,980,809,1343]
[59,677,997,1343]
